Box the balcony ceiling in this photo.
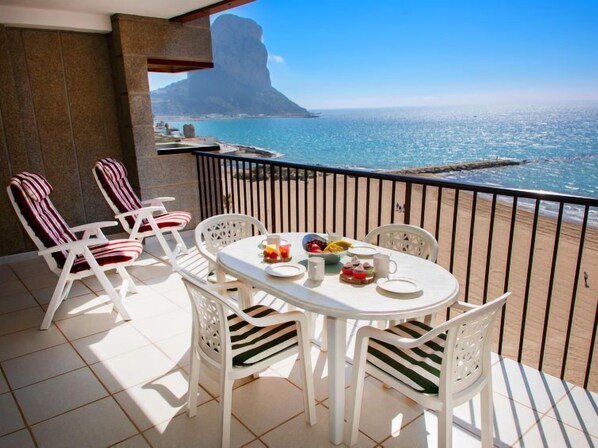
[0,0,250,33]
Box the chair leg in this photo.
[346,337,368,446]
[219,372,234,448]
[298,324,317,426]
[438,405,453,448]
[320,316,328,352]
[40,275,72,330]
[480,381,494,448]
[116,266,138,294]
[171,229,189,255]
[187,349,201,417]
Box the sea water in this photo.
[166,104,598,223]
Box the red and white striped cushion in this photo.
[71,239,143,274]
[10,173,77,267]
[138,211,192,233]
[98,158,128,181]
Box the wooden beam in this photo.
[147,58,214,73]
[170,0,255,23]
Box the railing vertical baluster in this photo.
[420,185,427,227]
[518,199,541,363]
[584,303,598,388]
[391,180,397,224]
[295,168,299,231]
[365,177,371,235]
[195,155,205,221]
[482,194,497,304]
[498,197,518,355]
[201,156,212,218]
[228,160,236,214]
[353,176,359,239]
[404,183,412,224]
[561,205,590,379]
[539,202,564,370]
[333,173,338,232]
[287,167,292,231]
[262,163,269,228]
[377,179,384,229]
[313,170,318,232]
[435,187,443,242]
[343,175,348,236]
[270,164,277,233]
[323,172,327,234]
[223,159,231,214]
[240,160,247,215]
[464,192,478,303]
[449,190,460,274]
[249,162,256,220]
[303,169,308,232]
[278,166,284,232]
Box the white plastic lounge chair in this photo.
[93,158,191,269]
[7,172,142,330]
[346,293,509,447]
[181,272,316,448]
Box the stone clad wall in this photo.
[0,26,123,255]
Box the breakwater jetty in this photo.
[386,158,522,175]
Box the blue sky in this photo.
[149,0,598,109]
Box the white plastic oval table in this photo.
[217,232,460,445]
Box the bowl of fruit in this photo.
[302,234,352,265]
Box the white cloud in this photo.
[268,54,285,63]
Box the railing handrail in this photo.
[192,150,598,206]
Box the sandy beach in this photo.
[220,167,597,389]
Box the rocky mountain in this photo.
[151,14,308,117]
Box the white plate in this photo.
[348,246,379,257]
[265,263,306,278]
[259,238,290,249]
[376,277,422,294]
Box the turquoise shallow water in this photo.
[167,104,598,222]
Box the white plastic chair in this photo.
[93,158,191,270]
[180,271,316,448]
[346,293,509,447]
[7,172,142,330]
[364,223,438,262]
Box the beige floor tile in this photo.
[0,291,38,315]
[0,429,35,448]
[340,376,424,444]
[110,434,150,448]
[32,281,92,305]
[14,367,108,425]
[0,326,66,362]
[80,272,124,293]
[31,397,137,448]
[143,399,254,448]
[131,309,191,343]
[129,263,174,282]
[0,393,24,436]
[12,262,52,279]
[55,305,125,341]
[545,386,598,438]
[262,403,376,448]
[240,439,266,448]
[492,356,571,414]
[72,324,150,365]
[513,415,598,447]
[230,373,308,436]
[0,373,7,394]
[154,331,192,367]
[380,410,482,447]
[90,345,175,394]
[43,293,108,321]
[114,368,211,431]
[0,279,28,298]
[452,391,541,446]
[2,343,85,389]
[181,361,253,399]
[122,293,179,321]
[272,346,353,402]
[23,273,62,291]
[0,307,45,336]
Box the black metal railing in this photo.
[194,150,598,390]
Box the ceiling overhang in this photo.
[0,0,255,33]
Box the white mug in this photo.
[373,254,397,278]
[308,257,325,282]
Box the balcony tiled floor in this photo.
[0,234,596,448]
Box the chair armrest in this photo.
[70,221,118,233]
[450,301,478,313]
[115,206,164,219]
[38,237,107,256]
[142,197,174,207]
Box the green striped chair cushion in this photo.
[228,305,298,367]
[367,320,446,394]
